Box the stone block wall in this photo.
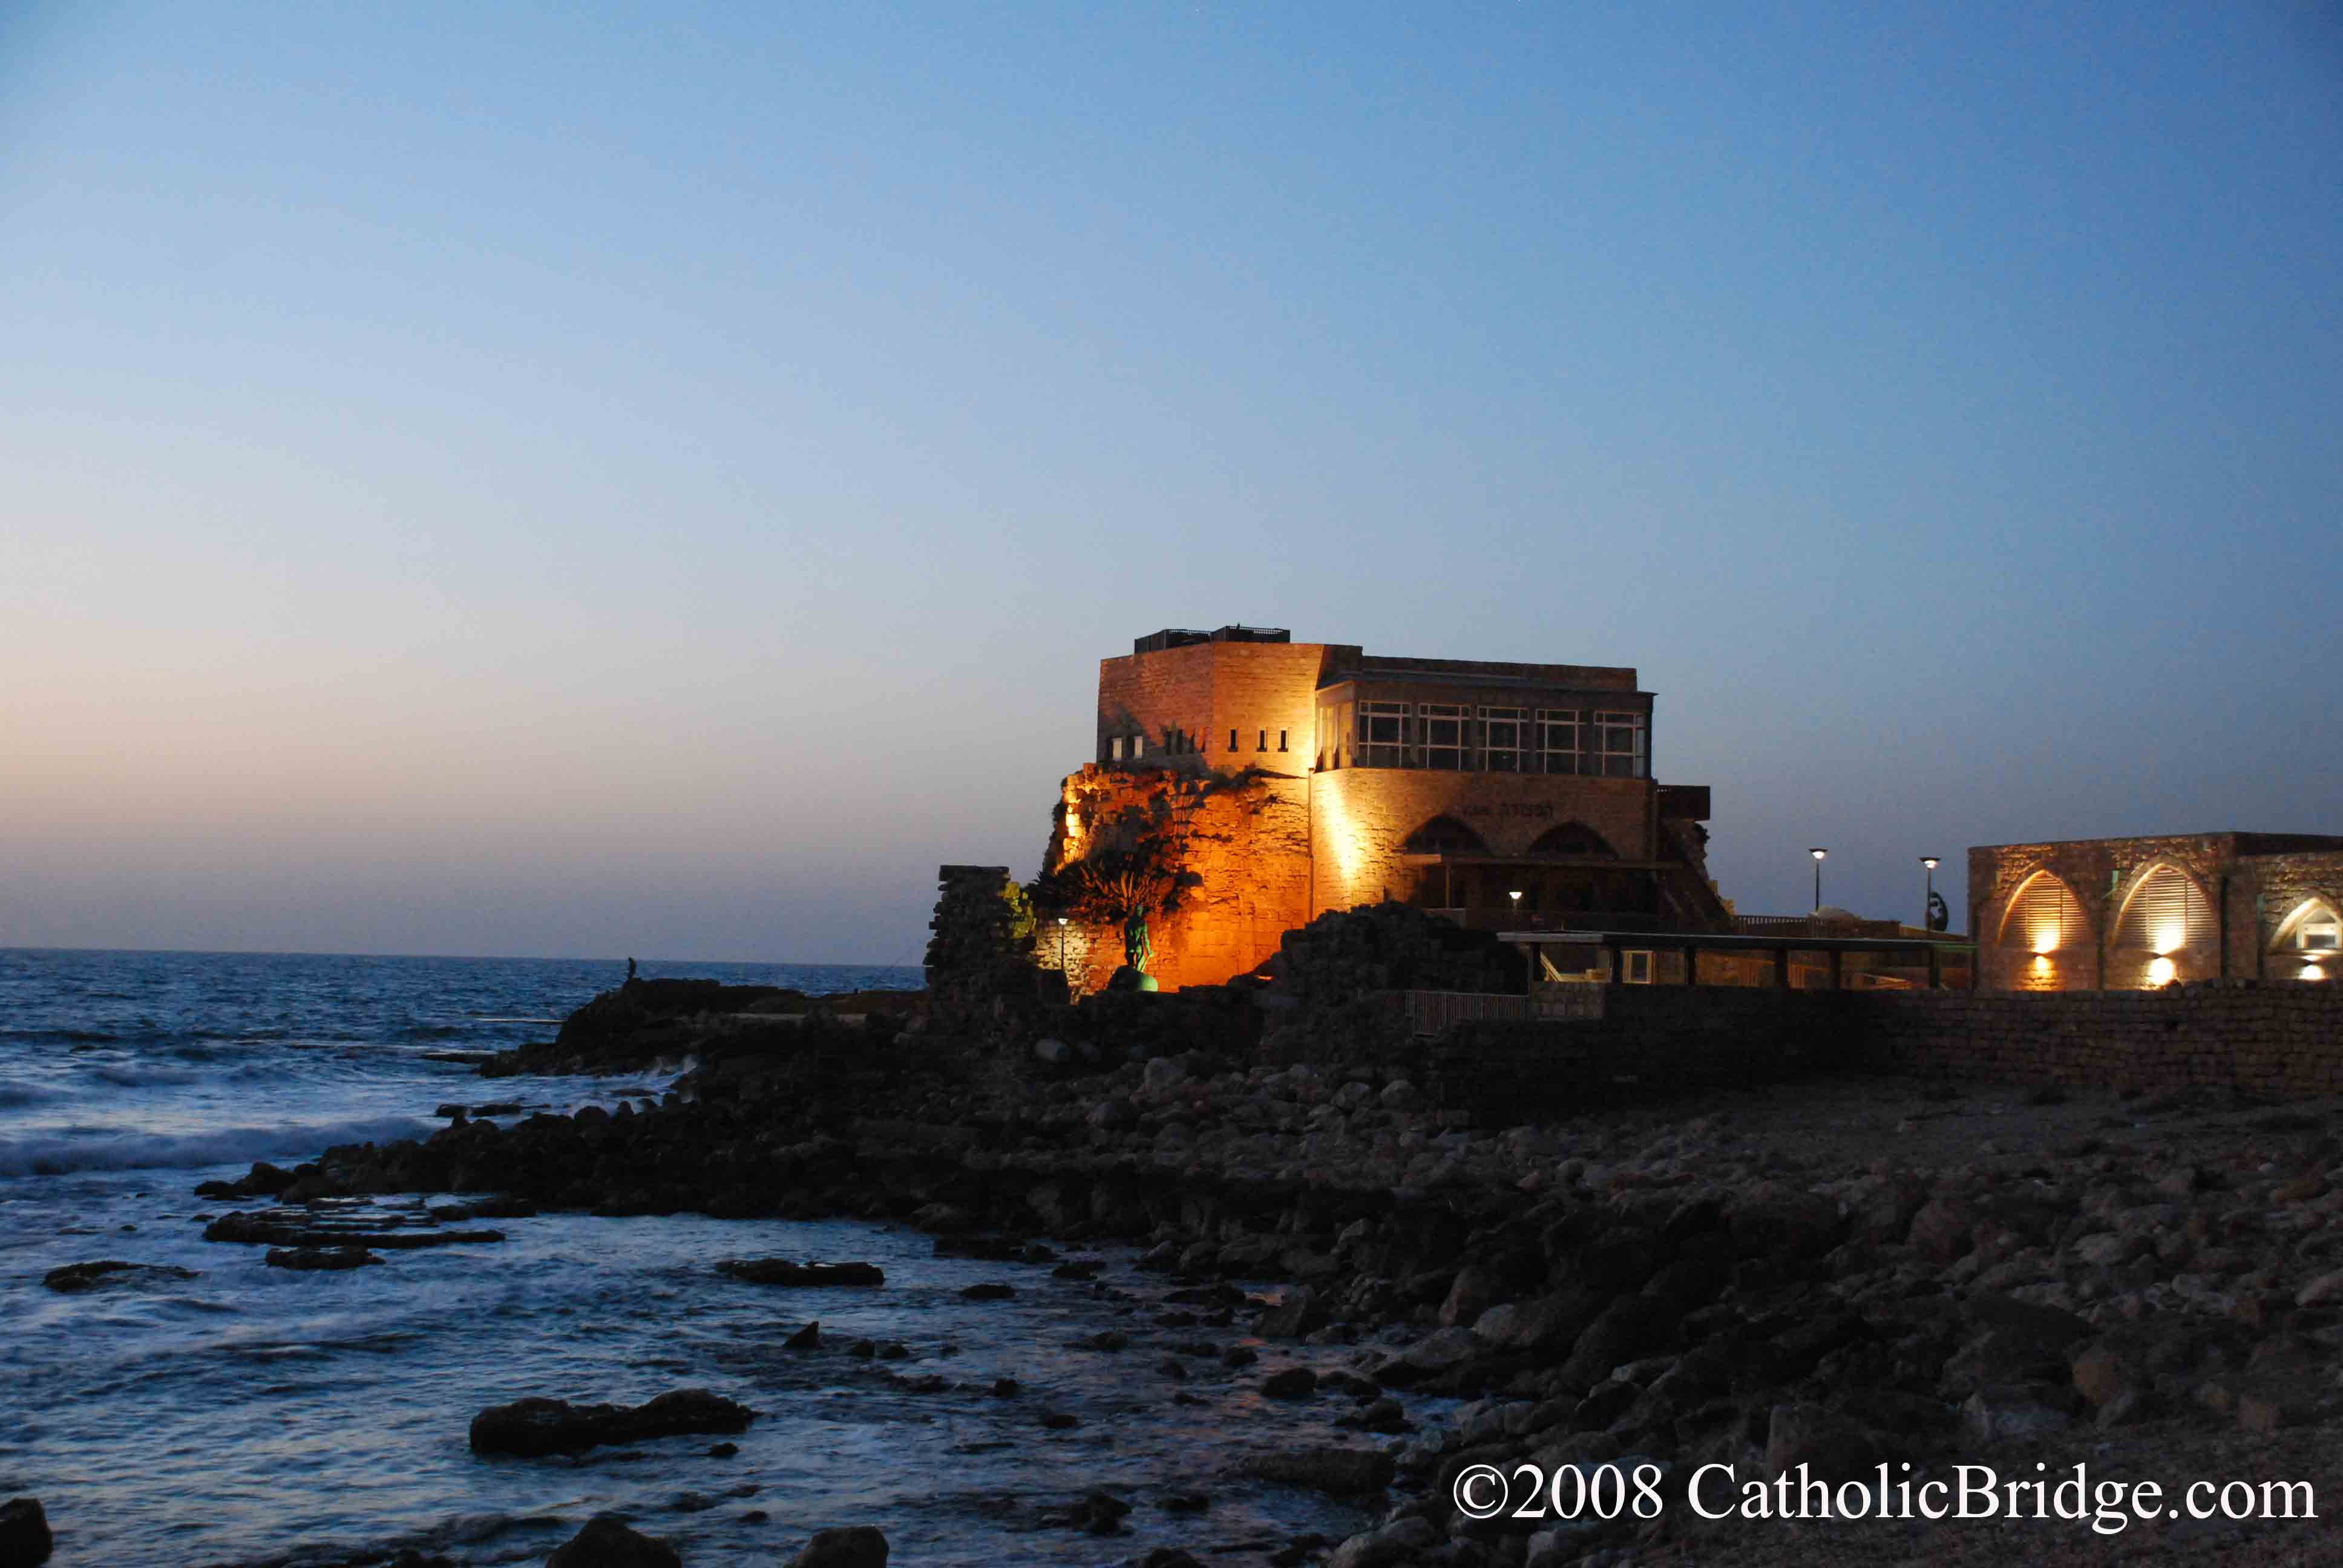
[1309,767,1654,914]
[1095,639,1329,774]
[1426,983,2343,1123]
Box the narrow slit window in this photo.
[1229,728,1239,751]
[1277,730,1288,751]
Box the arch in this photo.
[2272,897,2342,953]
[1526,822,1617,859]
[1995,870,2089,953]
[1401,815,1489,855]
[2111,863,2217,953]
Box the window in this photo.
[1536,710,1579,775]
[1258,728,1267,751]
[1358,701,1407,768]
[1132,733,1145,757]
[1420,703,1467,769]
[1481,707,1525,772]
[1277,730,1288,752]
[1229,728,1239,752]
[1110,736,1125,762]
[1622,949,1654,984]
[2298,914,2339,952]
[1595,711,1647,777]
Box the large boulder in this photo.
[716,1259,885,1287]
[468,1389,754,1457]
[42,1261,199,1293]
[544,1516,680,1567]
[789,1525,890,1567]
[0,1498,51,1565]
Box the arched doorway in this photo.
[2272,898,2341,983]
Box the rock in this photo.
[1257,1285,1322,1339]
[1378,1079,1422,1112]
[1373,1325,1478,1387]
[1328,1515,1437,1568]
[1763,1402,1883,1483]
[2293,1266,2343,1307]
[204,1212,504,1250]
[42,1261,199,1292]
[1142,1057,1189,1093]
[1033,1037,1072,1065]
[266,1246,382,1271]
[543,1515,681,1567]
[1906,1196,1977,1264]
[468,1390,755,1457]
[1074,1491,1132,1535]
[1261,1367,1317,1399]
[1088,1098,1141,1131]
[960,1282,1016,1301]
[787,1321,821,1350]
[1040,1412,1079,1430]
[1256,1447,1395,1496]
[788,1524,890,1566]
[0,1498,52,1566]
[707,1442,738,1458]
[717,1259,884,1287]
[1138,1550,1204,1568]
[1960,1383,2076,1445]
[2070,1339,2145,1412]
[1439,1263,1504,1328]
[1472,1289,1601,1353]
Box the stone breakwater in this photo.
[202,1033,2343,1567]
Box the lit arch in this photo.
[1526,822,1617,859]
[2273,898,2342,957]
[2111,863,2217,955]
[1996,870,2089,953]
[1401,815,1489,855]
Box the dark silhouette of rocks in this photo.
[468,1390,754,1458]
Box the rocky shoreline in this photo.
[151,978,2343,1567]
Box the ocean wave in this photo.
[0,1115,436,1178]
[0,1083,64,1108]
[92,1064,205,1088]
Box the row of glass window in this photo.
[1323,704,1648,776]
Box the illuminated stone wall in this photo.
[1971,835,2343,993]
[1308,768,1657,914]
[1044,763,1312,994]
[1094,639,1334,773]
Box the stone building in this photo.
[1970,833,2343,993]
[1043,625,1728,992]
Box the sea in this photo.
[0,949,1388,1567]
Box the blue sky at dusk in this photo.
[4,2,2338,962]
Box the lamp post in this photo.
[1055,916,1068,975]
[1809,848,1827,913]
[1920,857,1939,929]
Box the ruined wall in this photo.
[1309,768,1655,915]
[1043,763,1312,993]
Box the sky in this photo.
[3,2,2338,963]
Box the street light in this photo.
[1055,915,1069,974]
[1809,848,1827,912]
[1920,857,1939,930]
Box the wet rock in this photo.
[1256,1446,1395,1497]
[1041,1411,1080,1429]
[192,1161,298,1200]
[1222,1345,1257,1368]
[788,1523,890,1566]
[266,1246,383,1271]
[1261,1367,1317,1399]
[991,1377,1021,1397]
[1159,1491,1211,1512]
[1075,1491,1132,1535]
[1138,1550,1203,1568]
[960,1282,1016,1301]
[42,1260,199,1292]
[468,1389,755,1457]
[0,1498,51,1566]
[717,1259,885,1287]
[787,1321,822,1350]
[544,1515,680,1567]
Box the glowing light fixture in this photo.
[2033,927,2060,955]
[2148,956,2177,987]
[1809,847,1827,912]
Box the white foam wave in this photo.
[0,1115,436,1178]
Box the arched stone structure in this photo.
[2109,862,2219,987]
[1990,869,2092,991]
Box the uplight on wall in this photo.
[2148,956,2177,987]
[2154,923,2186,956]
[2033,927,2061,955]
